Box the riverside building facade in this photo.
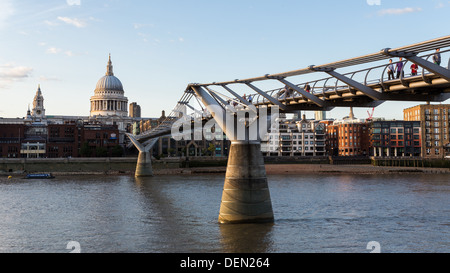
[369,120,422,157]
[261,114,327,157]
[404,104,450,158]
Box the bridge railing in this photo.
[132,36,450,144]
[247,47,450,105]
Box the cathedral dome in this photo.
[94,54,124,93]
[90,55,128,117]
[95,75,124,92]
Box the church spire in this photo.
[106,54,114,76]
[32,84,45,118]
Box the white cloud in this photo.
[66,0,81,6]
[46,47,62,54]
[57,16,87,28]
[44,20,59,26]
[378,7,422,16]
[134,23,154,29]
[0,63,33,88]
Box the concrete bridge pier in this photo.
[219,140,274,224]
[135,150,153,177]
[191,85,274,224]
[127,134,159,177]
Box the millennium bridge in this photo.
[128,35,450,224]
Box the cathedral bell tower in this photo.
[32,84,46,119]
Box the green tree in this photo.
[111,145,124,157]
[80,142,91,157]
[207,143,216,156]
[96,146,108,157]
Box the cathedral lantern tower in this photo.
[32,84,46,119]
[90,55,128,117]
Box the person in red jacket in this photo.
[410,63,418,76]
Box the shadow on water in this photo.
[219,223,275,253]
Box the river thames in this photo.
[0,172,448,253]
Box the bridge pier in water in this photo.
[135,150,153,177]
[127,134,159,177]
[219,140,274,224]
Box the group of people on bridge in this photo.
[387,48,442,80]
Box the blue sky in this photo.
[0,0,449,120]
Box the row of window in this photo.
[271,135,316,140]
[372,128,420,134]
[268,141,317,145]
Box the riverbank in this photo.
[1,157,449,176]
[154,164,450,175]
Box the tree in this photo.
[111,145,124,157]
[80,142,91,157]
[207,143,216,156]
[95,146,108,157]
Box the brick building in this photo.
[404,104,450,158]
[0,123,25,158]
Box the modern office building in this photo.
[369,120,421,157]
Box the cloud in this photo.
[57,16,87,28]
[0,63,33,88]
[46,47,62,54]
[378,7,422,16]
[66,0,81,5]
[134,23,154,29]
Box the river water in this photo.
[0,172,448,253]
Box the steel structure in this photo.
[128,35,450,224]
[133,35,450,145]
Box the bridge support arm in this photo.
[127,134,159,177]
[191,85,236,141]
[406,55,450,82]
[245,82,287,110]
[277,78,326,107]
[382,48,450,81]
[220,85,252,106]
[310,67,384,101]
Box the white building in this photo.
[261,114,327,157]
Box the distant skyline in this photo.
[0,0,449,121]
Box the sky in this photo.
[0,0,449,121]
